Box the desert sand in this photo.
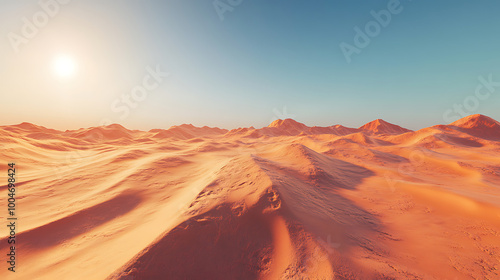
[1,114,500,279]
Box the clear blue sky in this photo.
[2,0,500,130]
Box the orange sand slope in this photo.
[1,114,500,279]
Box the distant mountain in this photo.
[151,124,228,140]
[359,119,412,135]
[449,114,500,140]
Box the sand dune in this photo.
[450,114,500,140]
[1,114,500,279]
[150,124,228,140]
[359,119,412,135]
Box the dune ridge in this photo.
[1,114,500,279]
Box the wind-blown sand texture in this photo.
[1,114,500,279]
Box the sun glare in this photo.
[53,55,77,78]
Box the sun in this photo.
[52,55,77,78]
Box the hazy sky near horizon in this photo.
[2,0,500,130]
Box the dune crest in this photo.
[450,114,500,140]
[359,119,412,135]
[1,115,500,279]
